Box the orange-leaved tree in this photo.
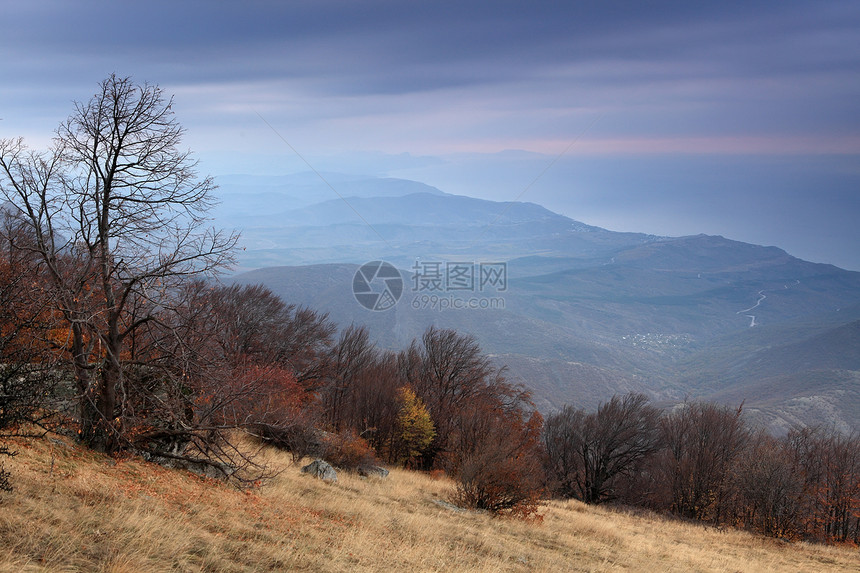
[0,228,60,489]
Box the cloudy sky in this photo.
[2,0,859,269]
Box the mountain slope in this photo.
[230,247,860,430]
[277,192,567,227]
[219,174,860,431]
[6,434,857,572]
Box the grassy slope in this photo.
[0,435,857,572]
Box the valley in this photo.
[217,173,860,433]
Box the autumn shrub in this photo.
[250,414,325,463]
[0,243,60,491]
[450,405,545,519]
[453,446,544,519]
[323,429,379,471]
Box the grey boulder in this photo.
[301,459,338,482]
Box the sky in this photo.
[2,0,859,269]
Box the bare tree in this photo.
[655,401,748,522]
[402,326,502,466]
[543,405,586,499]
[199,283,334,386]
[544,393,661,504]
[734,431,805,538]
[321,324,377,432]
[786,427,860,543]
[342,350,402,460]
[0,75,238,453]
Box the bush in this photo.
[323,430,379,471]
[451,409,545,519]
[453,447,544,519]
[250,418,325,463]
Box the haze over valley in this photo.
[219,172,860,433]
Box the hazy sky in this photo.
[2,1,859,269]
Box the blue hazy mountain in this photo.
[219,173,860,433]
[214,172,661,270]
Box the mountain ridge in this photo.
[218,173,860,433]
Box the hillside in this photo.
[231,253,860,430]
[1,434,857,572]
[219,173,860,432]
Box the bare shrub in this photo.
[544,393,660,504]
[654,401,748,523]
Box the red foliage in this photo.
[225,361,307,425]
[451,403,545,519]
[322,430,379,471]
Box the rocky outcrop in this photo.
[357,464,389,479]
[301,459,338,482]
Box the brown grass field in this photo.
[0,434,856,572]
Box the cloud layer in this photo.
[2,0,858,268]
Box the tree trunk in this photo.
[95,350,120,452]
[71,322,100,447]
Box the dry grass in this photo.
[0,434,856,572]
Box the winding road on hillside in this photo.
[737,291,766,327]
[736,279,800,327]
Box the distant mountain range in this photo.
[213,173,653,271]
[217,173,860,433]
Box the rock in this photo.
[357,464,389,479]
[146,453,234,480]
[48,437,68,448]
[301,459,338,482]
[432,498,466,513]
